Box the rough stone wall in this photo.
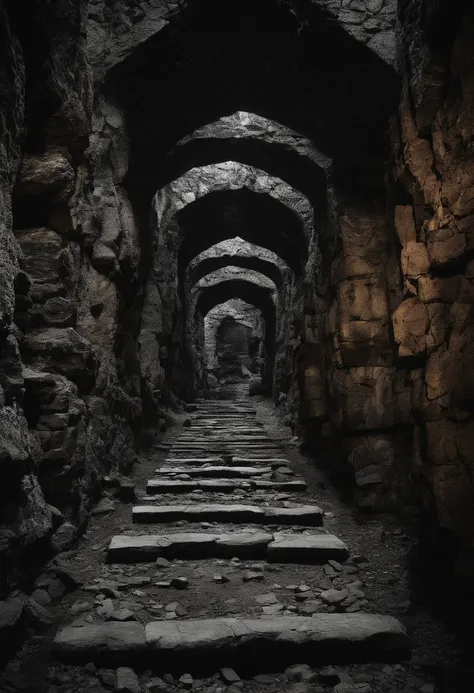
[0,1,54,595]
[321,200,413,511]
[0,0,144,596]
[302,0,397,65]
[295,0,474,583]
[388,0,474,577]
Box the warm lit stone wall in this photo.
[388,1,474,577]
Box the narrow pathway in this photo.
[2,398,461,693]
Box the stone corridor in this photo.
[1,0,474,691]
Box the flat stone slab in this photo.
[133,504,264,524]
[171,445,282,450]
[107,533,219,562]
[132,504,323,526]
[157,466,273,478]
[164,458,225,465]
[53,615,409,666]
[52,622,146,663]
[214,532,274,557]
[178,436,271,442]
[267,532,349,563]
[108,532,275,562]
[147,479,252,494]
[232,457,292,466]
[146,479,306,494]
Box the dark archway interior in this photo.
[108,0,399,220]
[189,254,283,290]
[176,188,308,278]
[195,279,276,390]
[162,137,329,211]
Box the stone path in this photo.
[52,399,410,683]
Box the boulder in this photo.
[16,152,75,199]
[51,522,77,553]
[23,328,92,380]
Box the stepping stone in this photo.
[108,531,342,564]
[52,621,146,663]
[156,466,273,478]
[233,457,291,466]
[253,480,306,492]
[132,504,323,526]
[215,532,274,557]
[164,458,224,465]
[107,533,219,562]
[145,479,307,494]
[263,506,323,526]
[178,436,271,442]
[146,479,252,494]
[267,533,349,563]
[53,615,409,666]
[133,504,264,524]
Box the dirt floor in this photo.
[0,394,469,693]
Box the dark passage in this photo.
[0,1,474,691]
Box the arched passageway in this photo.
[2,1,474,677]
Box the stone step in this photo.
[176,437,273,442]
[186,429,264,434]
[171,445,284,451]
[108,531,273,561]
[107,530,348,563]
[53,614,409,668]
[164,457,225,465]
[132,504,323,526]
[233,457,292,466]
[156,466,274,477]
[145,479,307,494]
[173,440,279,445]
[179,431,269,436]
[193,414,257,419]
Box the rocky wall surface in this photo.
[292,0,474,584]
[0,1,54,595]
[0,0,144,598]
[388,0,474,577]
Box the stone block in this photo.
[394,205,416,247]
[418,275,461,303]
[392,297,429,356]
[401,241,430,278]
[15,228,63,282]
[427,226,467,266]
[331,367,411,431]
[23,328,92,380]
[16,152,74,199]
[338,277,388,323]
[339,210,389,277]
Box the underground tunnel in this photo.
[0,0,474,691]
